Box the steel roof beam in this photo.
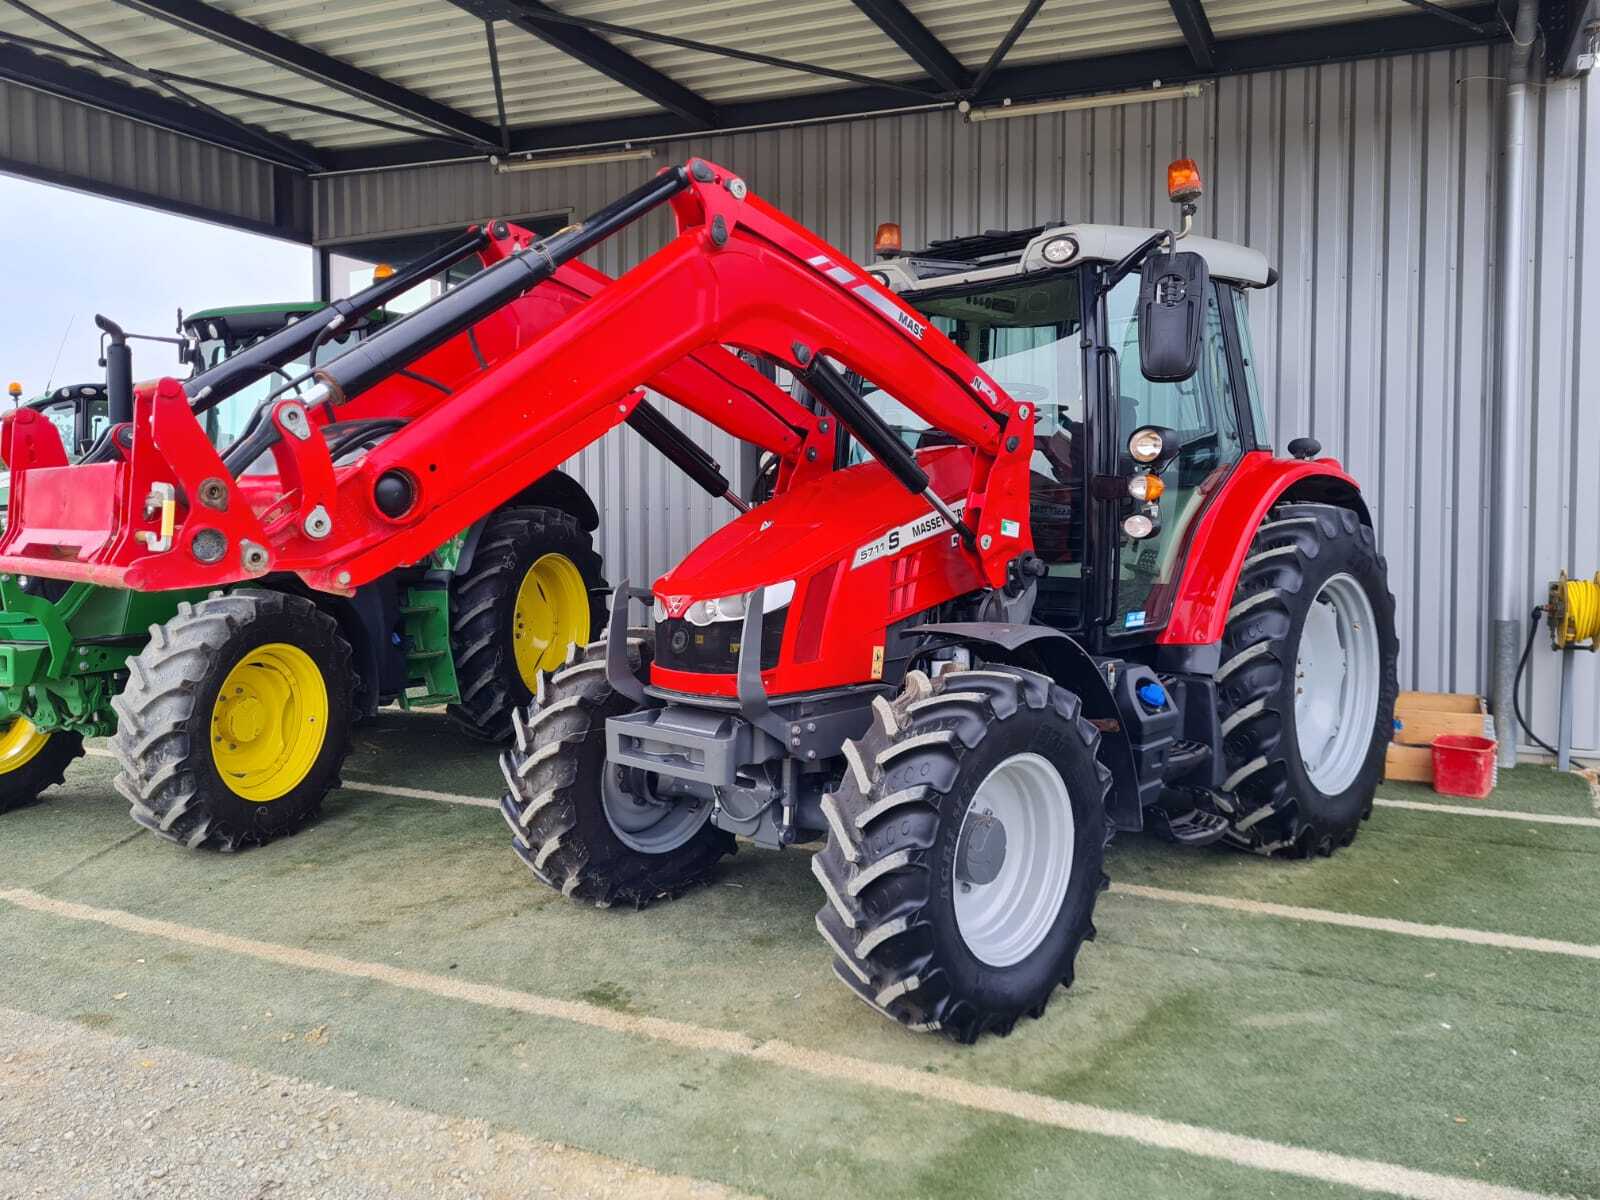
[0,30,469,145]
[1396,0,1500,32]
[971,0,1048,97]
[1166,0,1217,70]
[850,0,971,94]
[109,0,501,148]
[473,3,938,96]
[0,40,320,170]
[451,0,717,128]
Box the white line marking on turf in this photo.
[85,749,500,810]
[1110,883,1600,961]
[1374,797,1600,828]
[0,887,1557,1200]
[340,778,500,810]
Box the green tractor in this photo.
[0,299,605,848]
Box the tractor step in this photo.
[1163,738,1212,780]
[1147,805,1230,846]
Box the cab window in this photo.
[40,400,78,454]
[1106,274,1245,633]
[1228,287,1270,448]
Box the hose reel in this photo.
[1515,571,1600,771]
[1546,571,1600,650]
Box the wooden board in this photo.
[1396,690,1481,714]
[1384,743,1434,782]
[1394,692,1487,747]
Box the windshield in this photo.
[853,271,1084,462]
[196,326,369,448]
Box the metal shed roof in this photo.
[2,0,1592,239]
[1,1,1545,171]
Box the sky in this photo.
[0,173,310,398]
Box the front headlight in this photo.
[652,596,668,623]
[1129,427,1166,463]
[680,580,796,626]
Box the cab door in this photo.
[1102,273,1249,635]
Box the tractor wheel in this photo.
[501,639,734,906]
[114,591,354,852]
[813,665,1110,1043]
[1216,502,1399,856]
[0,719,84,815]
[447,506,605,742]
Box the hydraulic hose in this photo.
[1512,606,1558,758]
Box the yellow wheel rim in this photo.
[210,643,329,803]
[0,718,49,774]
[512,552,590,689]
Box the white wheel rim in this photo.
[952,752,1076,969]
[1295,572,1381,795]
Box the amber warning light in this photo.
[1167,158,1204,204]
[874,222,903,256]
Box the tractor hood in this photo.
[654,445,974,604]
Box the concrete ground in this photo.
[1,709,1597,1200]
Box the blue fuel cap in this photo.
[1137,681,1167,709]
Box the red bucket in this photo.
[1432,734,1497,799]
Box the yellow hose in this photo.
[1548,572,1600,649]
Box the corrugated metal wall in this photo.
[314,45,1600,752]
[0,80,304,238]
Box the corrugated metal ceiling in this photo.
[0,0,1490,159]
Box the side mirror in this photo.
[1137,249,1209,382]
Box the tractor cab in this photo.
[864,171,1275,647]
[179,302,396,453]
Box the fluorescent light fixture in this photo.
[961,84,1204,123]
[492,147,656,174]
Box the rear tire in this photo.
[1216,503,1399,856]
[115,591,354,852]
[813,665,1109,1043]
[501,639,734,906]
[0,720,84,815]
[447,506,605,742]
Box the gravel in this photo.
[0,1006,743,1200]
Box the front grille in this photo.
[654,609,787,674]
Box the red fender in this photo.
[1157,451,1367,647]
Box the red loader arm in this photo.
[289,160,1033,594]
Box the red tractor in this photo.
[492,158,1399,1042]
[0,158,1396,1043]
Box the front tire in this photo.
[813,666,1110,1043]
[1216,503,1399,856]
[0,719,84,815]
[115,591,354,851]
[448,506,605,742]
[501,639,734,906]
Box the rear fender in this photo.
[506,468,600,532]
[917,621,1141,833]
[1159,453,1369,646]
